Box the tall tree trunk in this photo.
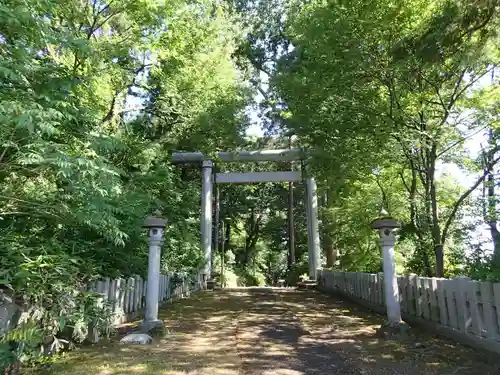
[322,189,337,268]
[487,175,500,266]
[486,172,500,257]
[244,212,262,267]
[225,222,231,251]
[485,129,500,267]
[324,232,337,267]
[429,144,444,277]
[404,164,433,276]
[221,220,225,287]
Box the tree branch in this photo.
[437,124,489,158]
[461,8,495,38]
[400,169,411,194]
[375,174,390,213]
[441,151,500,243]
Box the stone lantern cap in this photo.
[371,217,401,230]
[370,209,401,230]
[143,210,167,228]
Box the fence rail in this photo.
[318,270,500,353]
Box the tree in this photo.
[0,0,253,366]
[275,0,500,276]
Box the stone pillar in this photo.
[201,160,213,280]
[306,176,321,280]
[141,211,166,331]
[371,212,409,338]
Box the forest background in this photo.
[0,0,498,367]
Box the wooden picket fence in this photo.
[318,270,500,352]
[88,272,204,327]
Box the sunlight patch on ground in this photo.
[262,369,303,375]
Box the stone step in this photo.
[206,280,223,290]
[297,280,317,290]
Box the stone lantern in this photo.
[141,210,166,332]
[371,210,410,337]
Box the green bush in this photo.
[0,253,115,369]
[235,269,266,286]
[285,263,310,286]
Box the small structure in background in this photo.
[297,273,317,289]
[371,209,411,339]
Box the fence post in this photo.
[116,278,126,323]
[445,279,458,329]
[455,276,471,333]
[421,277,431,320]
[134,276,142,313]
[88,280,107,343]
[436,278,448,326]
[493,283,500,341]
[480,281,496,339]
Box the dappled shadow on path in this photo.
[40,288,500,375]
[285,289,500,375]
[235,289,352,375]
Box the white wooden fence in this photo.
[89,272,204,326]
[318,270,500,353]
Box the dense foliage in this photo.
[1,0,500,370]
[0,0,253,368]
[273,0,499,278]
[235,0,499,278]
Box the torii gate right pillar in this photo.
[305,176,321,280]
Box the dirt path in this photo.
[43,288,500,375]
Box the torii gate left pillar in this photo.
[200,160,213,280]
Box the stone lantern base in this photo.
[376,320,413,340]
[139,319,165,334]
[120,319,166,346]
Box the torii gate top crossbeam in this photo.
[172,149,307,164]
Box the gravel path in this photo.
[44,288,500,375]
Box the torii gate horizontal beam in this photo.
[172,149,307,164]
[215,171,302,184]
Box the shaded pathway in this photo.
[44,288,500,375]
[236,289,351,375]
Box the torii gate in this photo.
[172,149,321,281]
